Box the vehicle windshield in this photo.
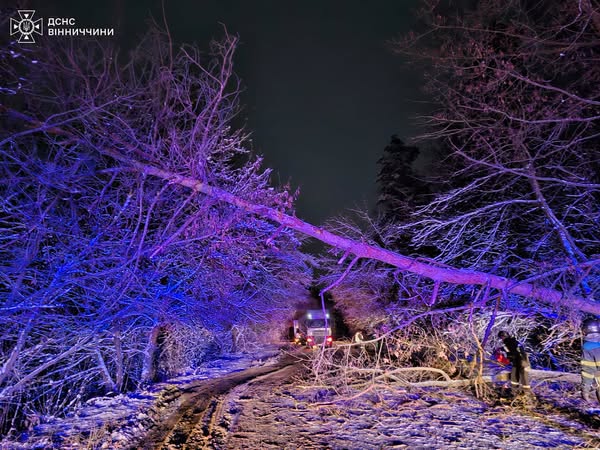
[306,319,327,328]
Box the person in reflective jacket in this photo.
[498,330,532,395]
[581,318,600,403]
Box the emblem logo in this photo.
[10,10,43,44]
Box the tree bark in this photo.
[114,329,124,392]
[100,145,600,315]
[141,325,161,383]
[95,346,118,392]
[0,319,32,386]
[407,368,580,388]
[2,106,598,314]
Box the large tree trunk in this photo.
[3,106,598,314]
[99,145,599,315]
[141,325,161,383]
[95,345,118,393]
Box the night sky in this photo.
[24,0,427,224]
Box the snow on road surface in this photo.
[2,346,599,449]
[0,347,282,449]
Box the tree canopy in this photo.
[0,28,310,430]
[0,0,598,433]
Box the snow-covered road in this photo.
[2,347,600,449]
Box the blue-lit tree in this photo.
[0,28,309,430]
[2,2,599,427]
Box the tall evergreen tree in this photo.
[376,135,427,223]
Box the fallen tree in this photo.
[2,20,595,438]
[105,149,600,314]
[2,105,598,315]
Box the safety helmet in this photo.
[582,318,600,335]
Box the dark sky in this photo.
[26,0,427,225]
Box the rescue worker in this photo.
[294,329,307,346]
[352,330,366,357]
[353,330,364,343]
[498,330,532,395]
[581,318,600,403]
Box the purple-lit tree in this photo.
[0,28,309,430]
[392,0,599,303]
[2,3,599,425]
[325,0,599,323]
[316,0,598,378]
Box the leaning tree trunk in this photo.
[114,328,124,392]
[101,143,600,315]
[2,106,599,315]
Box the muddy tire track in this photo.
[204,363,303,449]
[139,354,304,450]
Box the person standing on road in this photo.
[498,330,532,395]
[581,318,600,403]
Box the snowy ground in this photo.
[1,346,599,449]
[0,347,282,449]
[221,374,600,449]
